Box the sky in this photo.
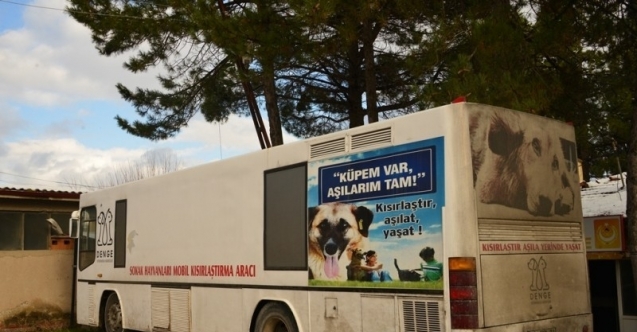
[0,0,296,191]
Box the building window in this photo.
[50,213,72,235]
[24,213,49,250]
[0,212,22,250]
[0,211,73,251]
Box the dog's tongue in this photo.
[325,256,339,278]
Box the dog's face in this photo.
[514,125,574,215]
[475,113,575,216]
[308,203,373,279]
[349,248,365,266]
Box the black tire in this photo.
[254,302,298,332]
[104,293,123,332]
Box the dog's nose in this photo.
[535,196,553,216]
[554,198,571,215]
[325,241,338,256]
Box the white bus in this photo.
[72,102,592,332]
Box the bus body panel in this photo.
[194,287,312,332]
[481,253,590,326]
[73,103,592,331]
[440,106,482,328]
[309,291,364,332]
[74,282,91,327]
[191,287,244,332]
[75,282,153,331]
[469,314,592,332]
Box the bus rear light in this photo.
[449,257,476,272]
[449,285,477,300]
[450,299,478,314]
[449,257,478,329]
[449,270,476,286]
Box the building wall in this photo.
[0,189,80,326]
[0,249,74,323]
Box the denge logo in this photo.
[96,209,114,261]
[97,209,113,246]
[528,257,551,303]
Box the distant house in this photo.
[0,187,80,249]
[581,175,635,332]
[0,187,80,327]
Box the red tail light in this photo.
[449,257,479,329]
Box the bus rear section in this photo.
[71,102,592,332]
[461,105,592,331]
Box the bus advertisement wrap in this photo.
[307,138,445,289]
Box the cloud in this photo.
[0,114,297,191]
[0,105,26,138]
[0,0,159,107]
[1,138,146,190]
[0,28,98,106]
[175,115,267,152]
[160,113,296,177]
[170,114,298,162]
[0,1,300,192]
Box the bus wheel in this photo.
[255,302,298,332]
[104,293,123,332]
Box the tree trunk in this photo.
[262,60,284,146]
[363,19,378,123]
[348,41,365,128]
[628,102,637,303]
[625,0,637,303]
[217,0,270,149]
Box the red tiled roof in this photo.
[0,187,81,200]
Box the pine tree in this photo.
[67,0,447,142]
[578,0,637,301]
[67,0,286,146]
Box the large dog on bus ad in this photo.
[307,138,445,289]
[469,108,579,218]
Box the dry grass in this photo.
[0,305,76,332]
[1,312,68,331]
[52,327,97,332]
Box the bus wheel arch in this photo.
[100,291,124,332]
[251,301,299,332]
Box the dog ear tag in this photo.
[358,219,363,230]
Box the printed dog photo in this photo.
[308,202,373,281]
[393,258,421,282]
[346,248,367,281]
[469,110,577,217]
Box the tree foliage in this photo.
[576,0,637,302]
[275,0,437,137]
[67,0,276,143]
[67,0,447,142]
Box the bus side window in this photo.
[264,163,307,270]
[114,200,127,268]
[79,206,97,271]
